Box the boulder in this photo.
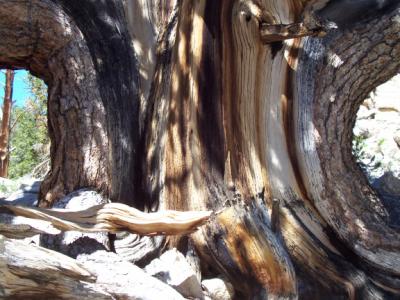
[202,277,235,300]
[353,75,400,183]
[17,177,41,193]
[373,172,400,197]
[3,192,38,206]
[113,232,164,267]
[40,189,111,258]
[373,172,400,228]
[1,177,41,206]
[0,178,47,244]
[371,74,400,112]
[77,251,186,300]
[355,105,375,120]
[145,248,204,299]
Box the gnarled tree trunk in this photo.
[0,0,400,299]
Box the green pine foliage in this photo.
[8,73,49,179]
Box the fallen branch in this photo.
[0,203,212,236]
[0,235,185,299]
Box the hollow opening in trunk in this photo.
[352,73,400,225]
[6,70,49,180]
[0,69,49,201]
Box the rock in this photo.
[202,278,235,300]
[18,176,41,193]
[78,250,185,300]
[361,97,374,110]
[355,105,375,120]
[352,119,371,137]
[372,172,400,228]
[145,248,204,299]
[3,192,38,206]
[353,84,400,182]
[40,189,111,258]
[371,74,400,112]
[113,232,164,267]
[373,172,400,197]
[1,177,41,206]
[0,177,18,198]
[0,178,50,244]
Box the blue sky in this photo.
[0,70,33,107]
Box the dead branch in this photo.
[0,203,212,236]
[259,22,324,43]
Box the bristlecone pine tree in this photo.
[0,0,400,299]
[0,69,14,177]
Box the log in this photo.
[0,203,211,236]
[0,235,185,299]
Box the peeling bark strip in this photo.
[260,22,324,43]
[0,204,211,236]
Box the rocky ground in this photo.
[0,176,41,205]
[353,74,400,227]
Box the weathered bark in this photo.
[0,70,14,177]
[1,0,400,299]
[0,0,138,207]
[142,1,400,298]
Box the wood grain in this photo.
[1,203,211,236]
